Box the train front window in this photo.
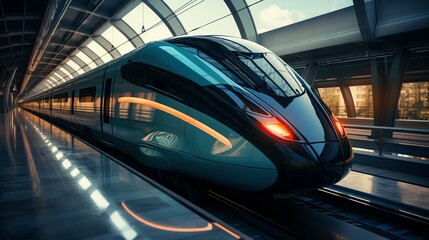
[237,52,304,97]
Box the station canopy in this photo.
[18,0,353,98]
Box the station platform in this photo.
[1,109,428,238]
[330,167,429,219]
[0,109,245,239]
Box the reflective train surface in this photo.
[21,35,353,197]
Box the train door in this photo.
[101,62,117,143]
[70,89,76,128]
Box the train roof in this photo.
[166,35,271,54]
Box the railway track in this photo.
[202,188,428,240]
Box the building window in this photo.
[398,82,429,120]
[350,85,373,118]
[317,87,347,117]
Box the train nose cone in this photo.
[311,141,346,185]
[272,93,338,143]
[266,91,354,185]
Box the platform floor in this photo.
[1,109,428,238]
[0,109,244,239]
[331,170,429,218]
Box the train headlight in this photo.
[332,115,345,137]
[260,117,298,141]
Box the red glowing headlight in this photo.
[261,118,297,141]
[332,115,345,137]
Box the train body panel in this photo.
[21,35,353,195]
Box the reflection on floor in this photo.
[332,169,429,218]
[0,109,243,239]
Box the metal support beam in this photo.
[111,19,144,47]
[223,0,258,42]
[302,62,319,86]
[381,49,409,128]
[370,50,408,137]
[371,57,387,129]
[143,0,186,36]
[94,35,120,58]
[353,0,376,41]
[1,67,17,113]
[19,0,72,96]
[340,85,356,117]
[81,47,104,66]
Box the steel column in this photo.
[302,63,318,86]
[2,67,17,113]
[223,0,258,42]
[340,85,356,117]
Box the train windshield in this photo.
[236,52,304,97]
[174,41,305,98]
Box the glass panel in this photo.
[123,2,173,43]
[50,75,60,82]
[75,51,98,69]
[398,82,429,120]
[317,87,347,117]
[58,67,73,80]
[86,40,113,63]
[65,59,85,75]
[247,0,353,33]
[237,53,304,97]
[122,3,145,37]
[54,72,64,81]
[79,86,96,102]
[163,0,240,37]
[350,85,373,118]
[46,79,55,87]
[101,25,135,55]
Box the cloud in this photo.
[258,5,306,32]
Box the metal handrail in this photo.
[343,124,429,135]
[343,124,429,156]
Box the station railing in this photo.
[343,124,429,159]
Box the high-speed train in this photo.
[21,35,353,196]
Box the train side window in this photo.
[53,92,68,103]
[121,62,145,85]
[145,68,195,102]
[79,86,96,102]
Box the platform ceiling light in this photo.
[55,151,64,160]
[90,190,110,209]
[110,211,137,240]
[51,146,58,153]
[70,168,80,177]
[62,159,71,169]
[78,176,92,190]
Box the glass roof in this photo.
[75,51,98,69]
[101,25,135,55]
[86,40,113,63]
[247,0,353,33]
[27,0,356,97]
[65,59,85,75]
[123,2,173,43]
[163,0,240,37]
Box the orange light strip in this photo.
[118,97,232,149]
[213,222,241,239]
[122,201,213,232]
